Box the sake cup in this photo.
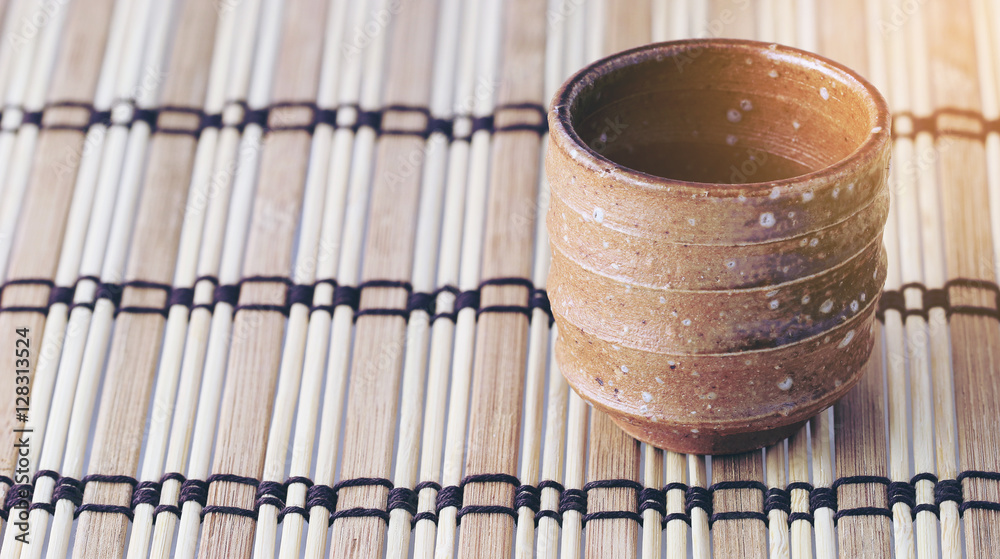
[546,39,890,454]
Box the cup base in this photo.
[607,412,810,455]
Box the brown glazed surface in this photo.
[546,39,891,454]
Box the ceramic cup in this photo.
[546,39,890,454]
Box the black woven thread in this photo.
[52,477,84,507]
[387,487,418,516]
[810,487,837,513]
[132,481,161,508]
[638,487,666,516]
[685,486,713,517]
[255,481,287,511]
[179,479,209,507]
[436,485,463,511]
[559,488,587,515]
[888,481,916,509]
[764,487,791,516]
[305,484,337,514]
[514,485,541,513]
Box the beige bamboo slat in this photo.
[0,0,22,103]
[170,0,280,555]
[322,1,439,557]
[880,2,941,559]
[787,429,812,559]
[42,1,171,555]
[687,454,710,559]
[193,1,328,557]
[983,0,1000,287]
[454,0,546,556]
[407,4,483,558]
[560,391,590,559]
[126,6,237,559]
[428,1,505,557]
[250,2,354,558]
[0,0,119,536]
[535,331,568,559]
[926,0,1000,555]
[514,13,560,559]
[145,2,259,557]
[300,2,395,556]
[0,0,36,201]
[68,1,210,554]
[766,441,790,559]
[833,337,892,558]
[586,416,642,558]
[382,2,465,558]
[903,4,962,558]
[70,0,218,557]
[864,0,921,556]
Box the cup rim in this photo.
[549,38,891,194]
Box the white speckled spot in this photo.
[640,405,649,413]
[769,186,781,199]
[737,193,748,202]
[691,428,700,433]
[659,296,666,304]
[726,134,738,145]
[801,295,811,304]
[766,290,779,297]
[725,260,736,268]
[847,182,855,192]
[803,191,814,202]
[667,360,676,366]
[727,109,742,123]
[706,392,717,400]
[593,207,604,223]
[603,240,609,248]
[793,120,801,130]
[850,300,859,313]
[820,299,834,313]
[809,238,819,247]
[778,377,794,391]
[799,238,809,247]
[655,377,664,385]
[768,69,779,78]
[611,263,620,270]
[787,211,795,218]
[612,344,621,350]
[872,126,882,133]
[834,379,843,387]
[759,212,776,227]
[832,187,840,198]
[860,292,867,302]
[688,218,696,226]
[621,365,629,373]
[642,391,653,403]
[681,319,692,326]
[838,330,856,348]
[740,99,753,111]
[820,87,829,100]
[769,299,780,310]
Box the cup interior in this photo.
[563,41,883,185]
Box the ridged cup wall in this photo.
[546,39,891,454]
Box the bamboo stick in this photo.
[248,1,353,558]
[712,453,768,558]
[428,1,505,557]
[688,454,710,559]
[453,0,547,554]
[766,442,790,559]
[271,2,373,557]
[191,0,329,557]
[321,2,440,558]
[811,411,836,559]
[925,0,1000,555]
[299,4,395,556]
[169,0,278,555]
[143,3,255,558]
[787,428,812,559]
[880,2,940,558]
[536,330,568,559]
[0,0,122,545]
[903,4,962,558]
[834,335,892,558]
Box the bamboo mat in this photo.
[0,0,998,557]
